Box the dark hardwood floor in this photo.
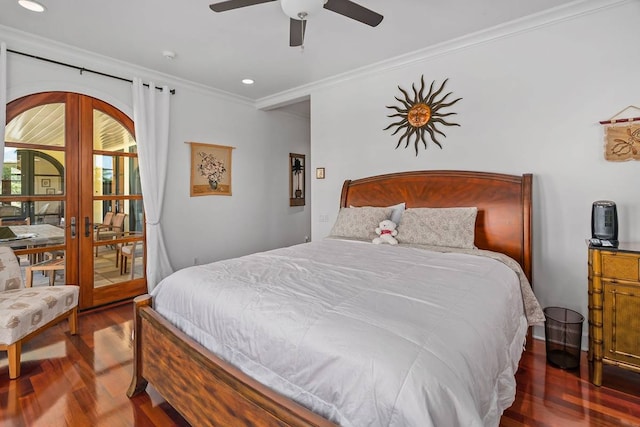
[1,302,639,426]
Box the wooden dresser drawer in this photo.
[602,253,640,282]
[603,282,640,365]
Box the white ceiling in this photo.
[1,0,577,102]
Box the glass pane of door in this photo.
[2,103,66,287]
[92,110,145,289]
[5,103,65,147]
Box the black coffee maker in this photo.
[590,200,619,247]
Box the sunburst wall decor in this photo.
[384,76,462,156]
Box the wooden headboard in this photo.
[340,170,533,282]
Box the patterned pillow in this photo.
[329,207,392,241]
[396,207,478,249]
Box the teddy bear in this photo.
[372,219,399,245]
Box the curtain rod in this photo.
[7,48,176,95]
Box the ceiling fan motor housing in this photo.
[281,0,327,20]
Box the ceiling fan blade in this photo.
[209,0,276,13]
[290,18,307,47]
[323,0,383,27]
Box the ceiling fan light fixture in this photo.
[280,0,325,20]
[18,0,46,12]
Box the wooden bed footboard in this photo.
[127,294,336,427]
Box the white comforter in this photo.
[152,238,531,426]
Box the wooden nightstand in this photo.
[588,242,640,386]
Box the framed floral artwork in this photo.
[189,142,233,196]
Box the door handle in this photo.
[70,217,76,239]
[85,216,91,237]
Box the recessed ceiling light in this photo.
[242,79,254,85]
[18,0,46,12]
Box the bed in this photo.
[127,170,543,427]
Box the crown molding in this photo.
[255,0,629,110]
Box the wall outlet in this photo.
[304,236,309,242]
[319,214,329,222]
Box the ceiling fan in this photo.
[209,0,383,47]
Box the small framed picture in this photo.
[46,188,56,195]
[290,153,305,206]
[315,167,325,179]
[41,178,51,187]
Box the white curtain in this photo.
[1,42,7,168]
[132,78,173,291]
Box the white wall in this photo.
[309,1,640,341]
[164,94,311,268]
[1,26,311,271]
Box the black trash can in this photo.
[544,306,584,370]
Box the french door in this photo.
[3,92,146,309]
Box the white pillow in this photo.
[349,202,405,225]
[388,202,405,225]
[396,207,478,249]
[330,207,392,241]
